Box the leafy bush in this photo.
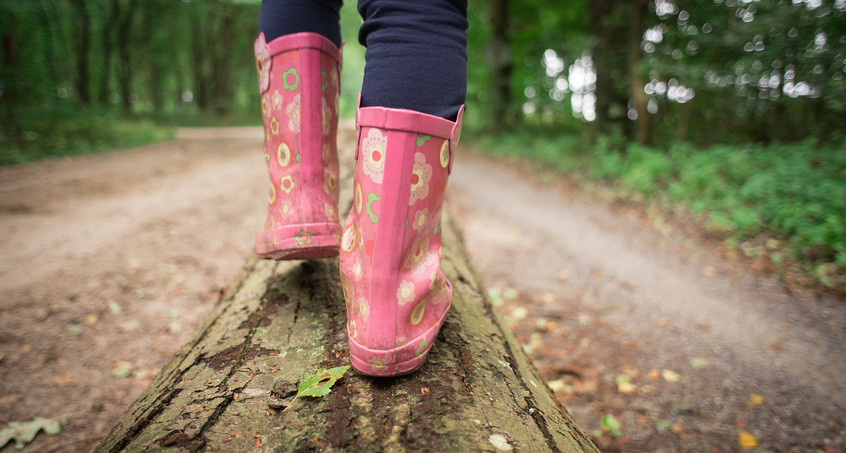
[1,106,173,166]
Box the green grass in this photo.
[1,106,174,166]
[467,128,846,290]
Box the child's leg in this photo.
[357,0,468,121]
[258,0,343,48]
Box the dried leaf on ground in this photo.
[739,430,758,448]
[0,416,65,450]
[662,369,681,383]
[617,381,637,394]
[689,357,709,369]
[547,379,572,394]
[748,394,765,408]
[621,365,640,379]
[110,361,132,379]
[615,374,637,394]
[42,375,77,387]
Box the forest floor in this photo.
[0,126,844,452]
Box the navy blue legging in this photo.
[258,0,467,121]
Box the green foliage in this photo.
[467,124,586,173]
[622,145,673,196]
[0,106,172,166]
[0,0,365,165]
[644,0,846,144]
[465,0,845,144]
[663,141,846,263]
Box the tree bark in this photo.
[37,0,61,104]
[69,0,92,105]
[191,7,210,111]
[116,0,138,114]
[628,0,651,145]
[99,0,120,106]
[589,0,611,134]
[489,0,511,133]
[589,0,639,142]
[139,1,162,113]
[95,129,598,453]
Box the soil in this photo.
[1,127,844,452]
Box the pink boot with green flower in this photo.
[253,32,342,260]
[339,99,464,377]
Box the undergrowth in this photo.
[469,128,846,292]
[1,106,173,166]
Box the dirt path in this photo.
[0,129,267,451]
[448,151,846,451]
[1,128,843,451]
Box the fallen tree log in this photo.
[96,129,598,453]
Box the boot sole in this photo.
[348,296,452,377]
[256,222,341,260]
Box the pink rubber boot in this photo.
[339,99,465,377]
[253,32,342,260]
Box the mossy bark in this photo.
[96,128,598,453]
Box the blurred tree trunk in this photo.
[590,1,612,135]
[2,34,15,67]
[211,3,235,114]
[191,1,237,114]
[190,1,217,112]
[191,10,210,111]
[69,0,92,105]
[99,0,120,106]
[2,29,16,126]
[628,0,650,145]
[489,0,511,132]
[139,1,162,112]
[589,0,630,140]
[117,0,138,114]
[37,0,61,104]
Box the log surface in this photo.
[96,128,598,452]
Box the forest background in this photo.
[1,0,844,290]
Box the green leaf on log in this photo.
[282,366,350,412]
[297,366,350,398]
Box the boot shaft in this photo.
[254,32,342,259]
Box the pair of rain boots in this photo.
[253,32,464,377]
